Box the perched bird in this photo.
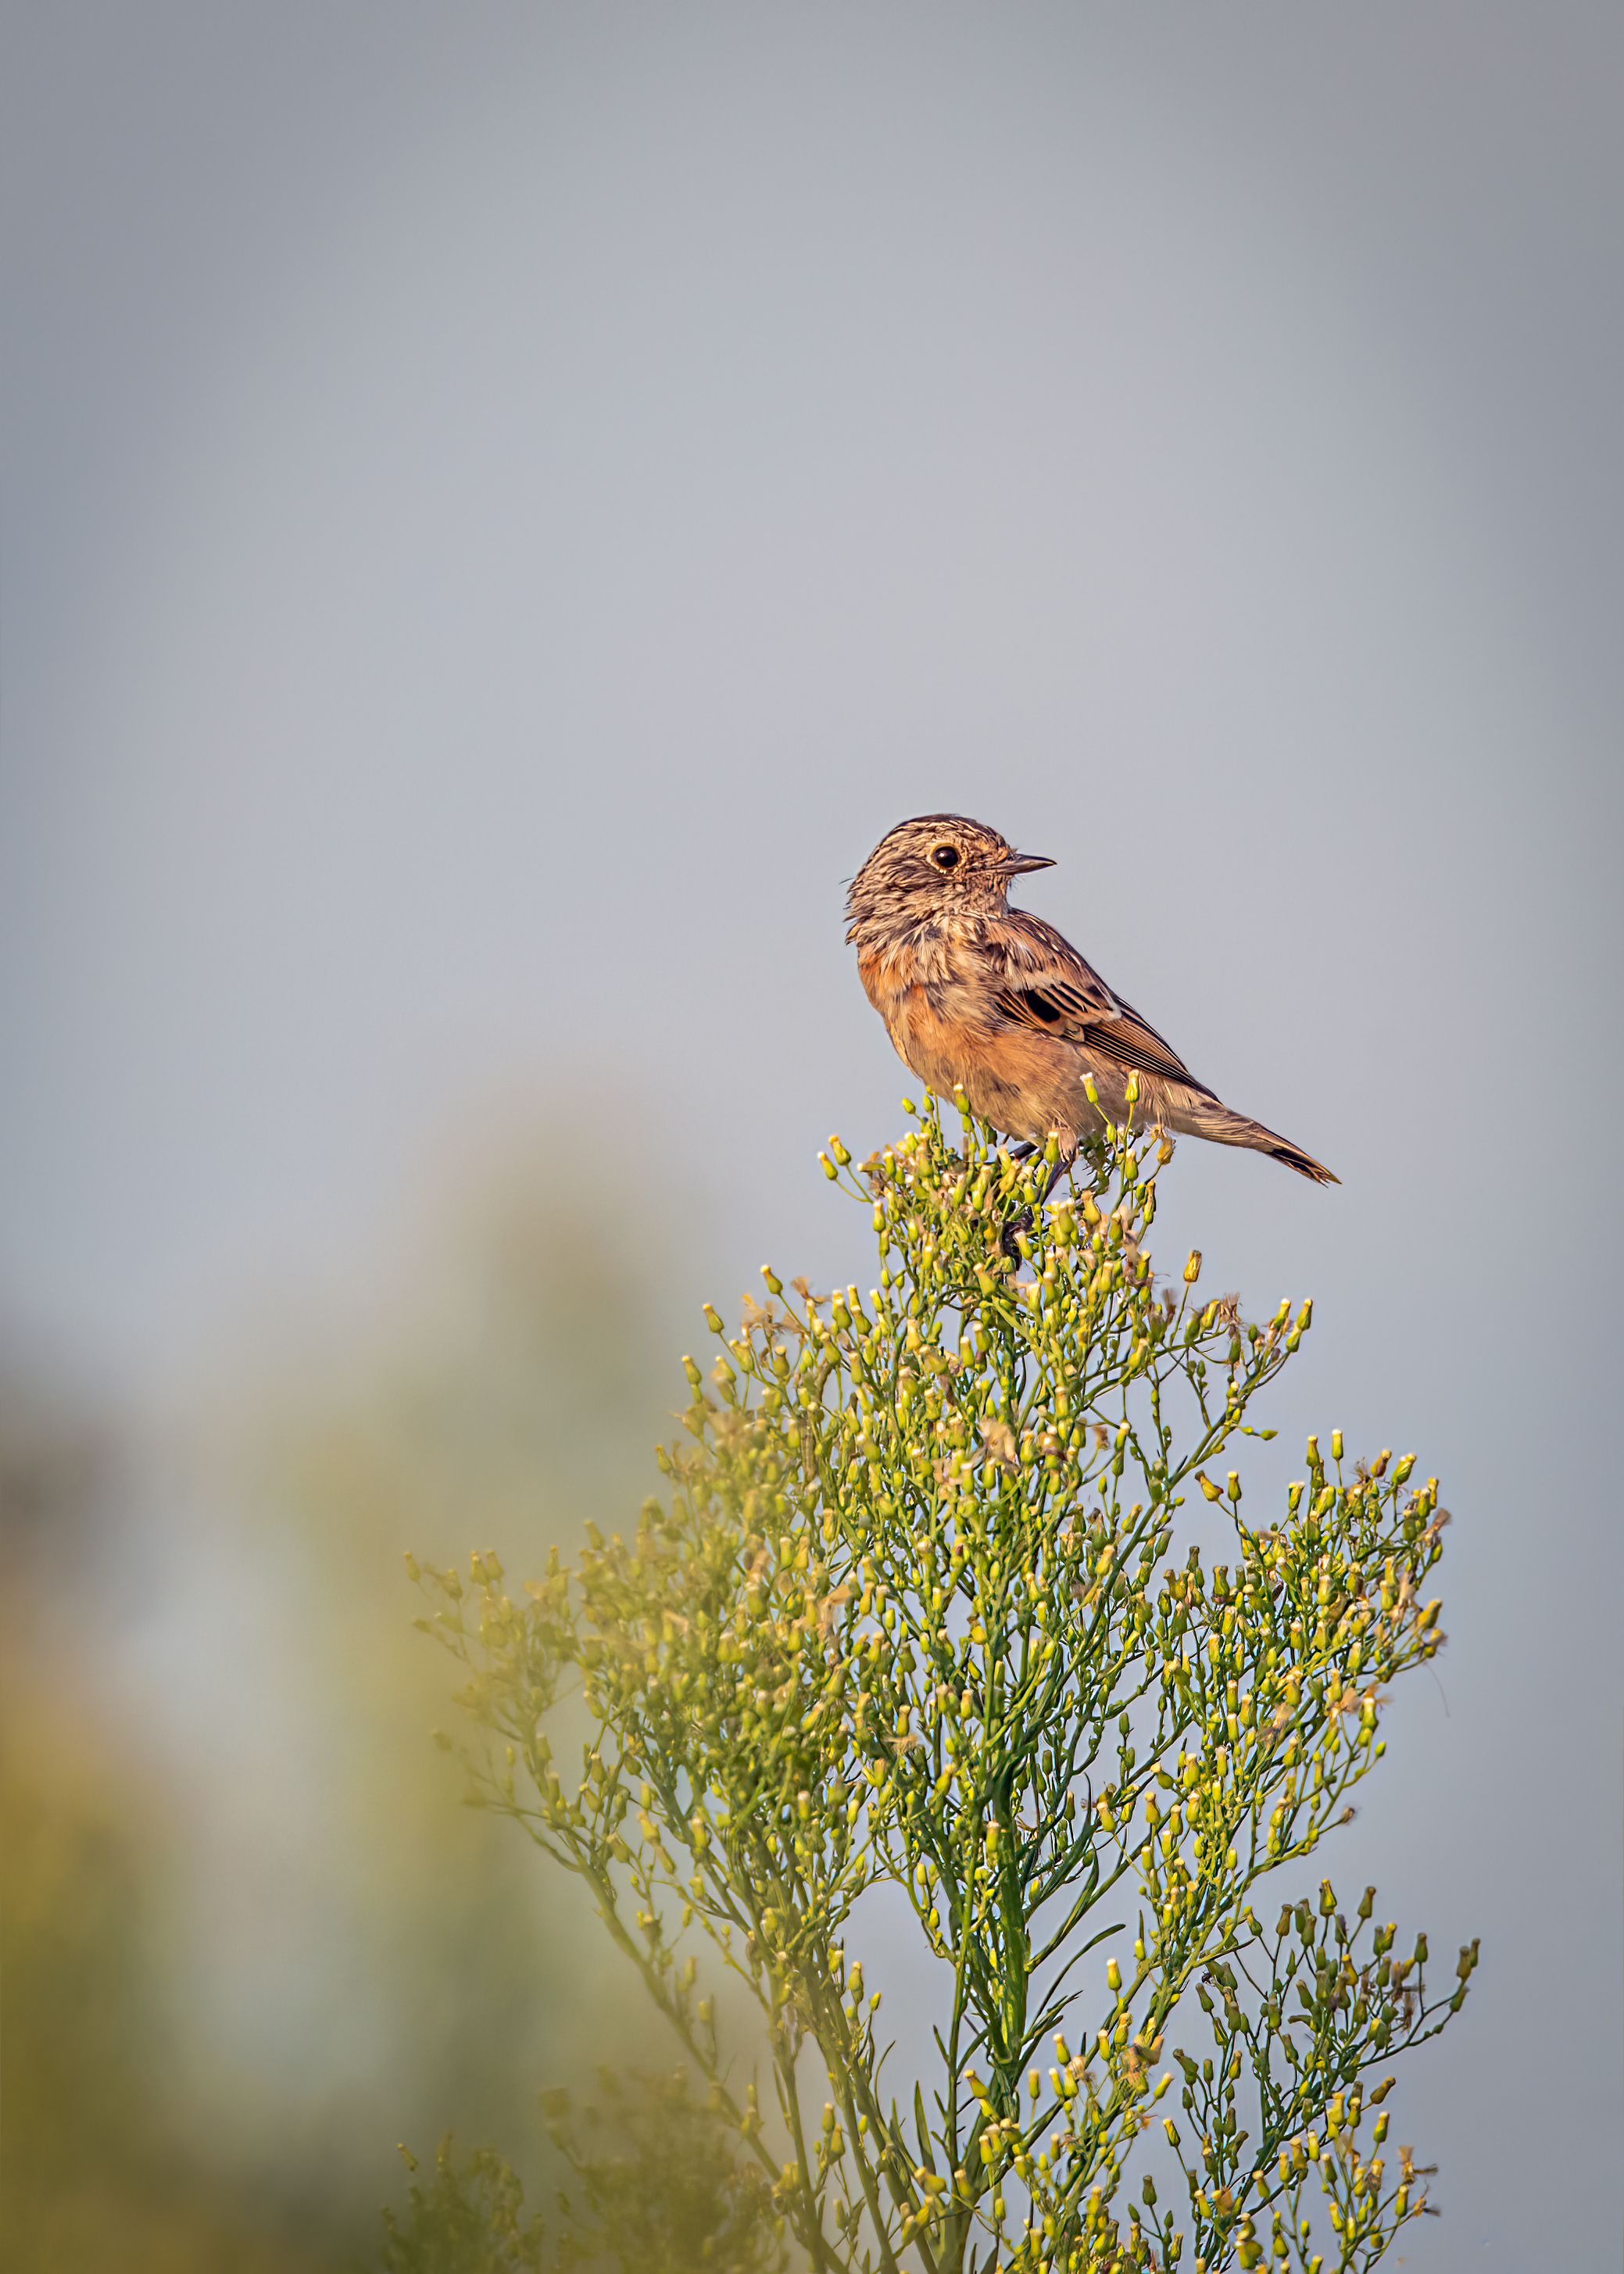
[846,813,1336,1191]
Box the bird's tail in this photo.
[1182,1099,1340,1186]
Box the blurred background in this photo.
[2,5,1621,2265]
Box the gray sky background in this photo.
[4,6,1622,2264]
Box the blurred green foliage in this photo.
[381,2139,549,2274]
[0,1378,325,2270]
[381,2070,783,2274]
[0,1124,714,2269]
[243,1145,693,2180]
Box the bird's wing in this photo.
[990,912,1217,1099]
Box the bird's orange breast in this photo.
[858,952,957,1080]
[857,945,1086,1144]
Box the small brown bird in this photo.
[847,813,1336,1192]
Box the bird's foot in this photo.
[1036,1152,1075,1206]
[1000,1206,1034,1264]
[994,1140,1076,1261]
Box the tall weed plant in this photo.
[400,1094,1473,2274]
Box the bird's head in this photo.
[845,814,1053,942]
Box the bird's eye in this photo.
[932,845,961,870]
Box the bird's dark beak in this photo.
[998,852,1056,877]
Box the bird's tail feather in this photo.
[1185,1101,1340,1186]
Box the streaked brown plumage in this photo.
[846,813,1336,1188]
